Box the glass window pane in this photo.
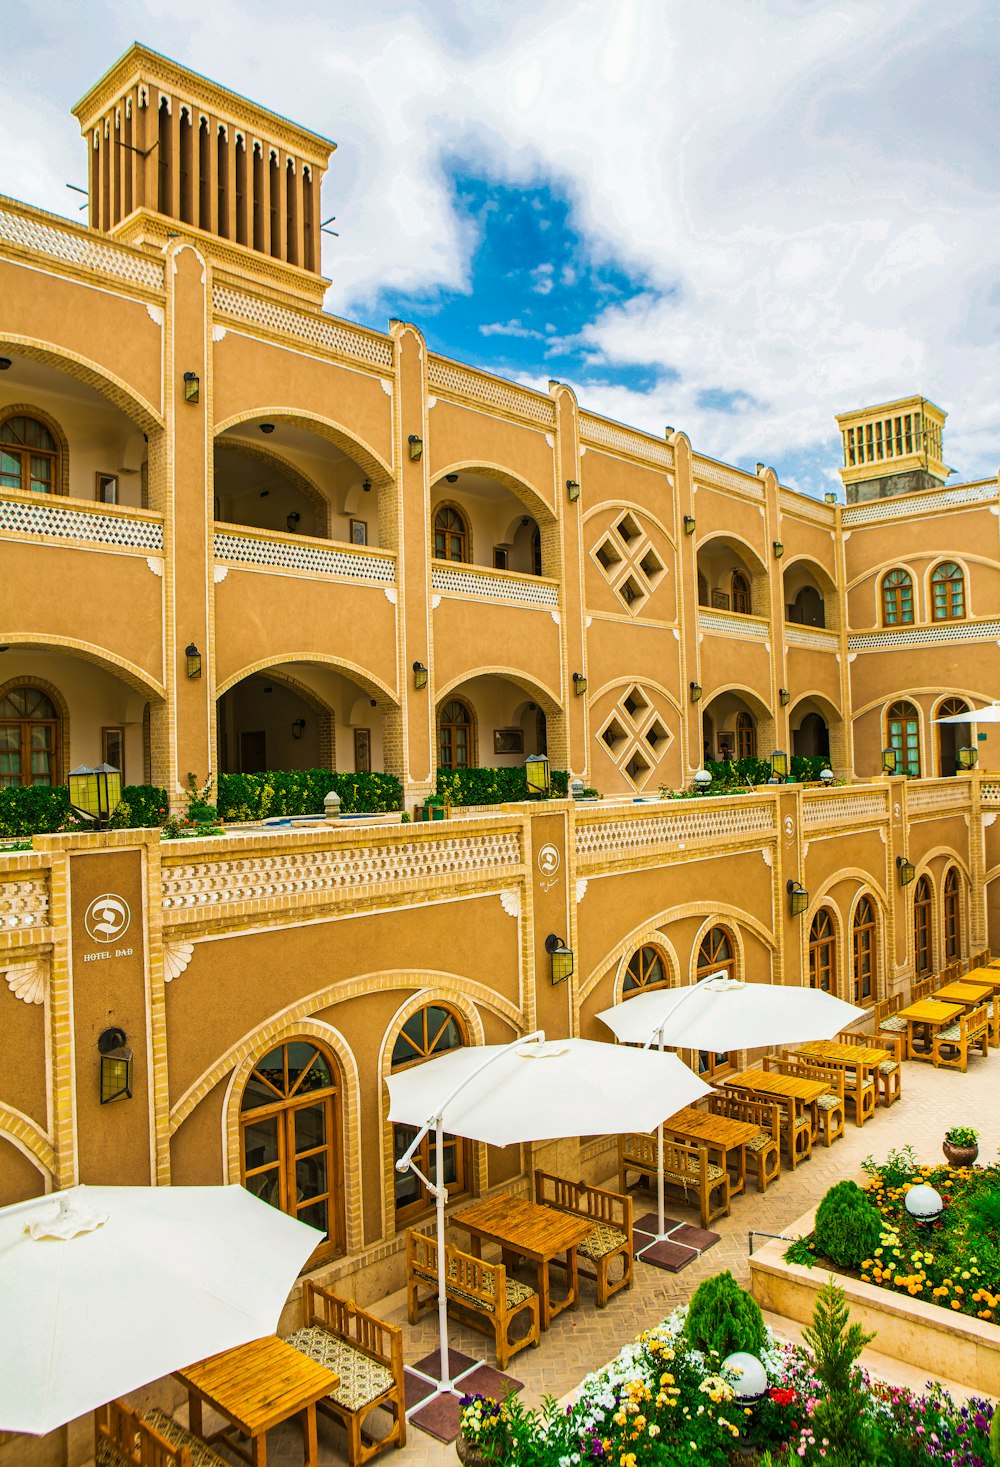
[294,1103,326,1153]
[241,1070,281,1110]
[296,1152,327,1200]
[242,1115,279,1169]
[296,1199,329,1240]
[244,1166,281,1205]
[0,726,19,751]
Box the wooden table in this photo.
[175,1335,338,1467]
[961,967,1000,992]
[664,1104,762,1196]
[452,1194,593,1329]
[936,981,994,1007]
[794,1039,894,1109]
[723,1066,828,1139]
[897,998,964,1060]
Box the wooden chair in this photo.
[705,1092,781,1192]
[912,975,935,1002]
[618,1132,730,1228]
[534,1170,633,1308]
[834,1028,904,1106]
[725,1084,812,1170]
[95,1399,229,1467]
[931,1003,991,1072]
[406,1229,539,1371]
[874,992,907,1045]
[765,1056,845,1146]
[285,1281,405,1466]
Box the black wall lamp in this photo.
[183,371,200,404]
[0,357,11,371]
[896,855,915,887]
[260,422,275,434]
[882,747,897,774]
[958,746,978,770]
[412,661,428,690]
[98,1027,133,1104]
[772,540,784,559]
[286,511,301,531]
[690,681,702,702]
[683,515,696,536]
[545,933,574,985]
[779,687,790,706]
[572,672,588,696]
[185,643,202,679]
[363,479,372,493]
[566,479,581,502]
[291,718,306,739]
[408,434,423,461]
[786,879,808,917]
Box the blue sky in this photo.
[2,1,998,496]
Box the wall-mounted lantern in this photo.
[683,515,696,536]
[566,479,581,502]
[545,933,574,985]
[896,855,916,887]
[182,371,200,404]
[408,434,423,461]
[291,718,306,739]
[98,1027,133,1104]
[185,643,202,679]
[772,540,784,559]
[412,661,428,690]
[882,747,897,774]
[779,688,790,707]
[68,764,123,827]
[525,753,551,797]
[689,681,702,702]
[786,879,809,917]
[572,672,588,696]
[958,746,978,770]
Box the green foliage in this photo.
[991,1400,1000,1465]
[434,766,569,807]
[861,1144,916,1188]
[683,1269,767,1359]
[0,783,166,836]
[784,1236,817,1268]
[704,755,829,789]
[944,1124,979,1148]
[802,1282,877,1465]
[216,768,403,819]
[968,1186,1000,1233]
[814,1180,882,1270]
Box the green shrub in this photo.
[216,768,402,820]
[802,1281,877,1465]
[684,1269,767,1359]
[0,783,166,837]
[704,755,829,788]
[435,766,569,807]
[814,1180,882,1269]
[969,1187,1000,1233]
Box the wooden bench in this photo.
[95,1399,228,1467]
[724,1084,813,1169]
[912,975,936,1002]
[285,1281,405,1466]
[618,1132,730,1228]
[705,1092,781,1192]
[765,1056,845,1145]
[931,1003,991,1072]
[533,1170,633,1308]
[875,992,907,1044]
[406,1229,539,1371]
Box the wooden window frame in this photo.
[886,700,920,778]
[931,562,965,622]
[0,686,60,789]
[438,698,475,770]
[95,472,119,504]
[433,504,469,563]
[852,896,877,1007]
[623,943,669,997]
[0,414,61,496]
[913,876,932,976]
[391,1004,470,1225]
[881,569,914,626]
[943,869,961,960]
[694,927,735,1078]
[809,909,836,995]
[731,570,751,615]
[101,726,125,783]
[736,710,757,759]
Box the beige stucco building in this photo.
[1,46,999,1462]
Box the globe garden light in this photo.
[820,767,835,786]
[905,1184,943,1222]
[722,1351,768,1401]
[693,769,713,792]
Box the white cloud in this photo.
[479,319,543,338]
[1,0,998,489]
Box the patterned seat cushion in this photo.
[878,1059,899,1075]
[879,1015,907,1033]
[577,1220,628,1261]
[936,1022,962,1042]
[664,1161,725,1185]
[141,1409,231,1467]
[285,1326,395,1413]
[746,1132,772,1153]
[444,1261,536,1314]
[816,1094,841,1111]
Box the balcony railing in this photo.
[0,490,164,553]
[784,622,839,650]
[698,607,769,642]
[431,560,559,608]
[214,524,396,585]
[848,618,1000,653]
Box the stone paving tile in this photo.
[240,1055,1000,1466]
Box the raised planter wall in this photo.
[749,1204,1000,1398]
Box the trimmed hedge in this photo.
[435,766,570,807]
[0,784,167,838]
[705,754,830,786]
[216,769,402,820]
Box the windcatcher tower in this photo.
[836,395,950,504]
[72,43,335,305]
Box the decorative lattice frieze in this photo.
[784,624,839,651]
[906,782,972,815]
[426,358,556,426]
[698,608,769,642]
[576,802,775,864]
[980,781,1000,806]
[0,497,164,552]
[842,480,997,526]
[693,459,765,500]
[212,285,393,368]
[578,414,674,469]
[161,830,522,915]
[214,530,395,584]
[779,488,835,523]
[430,564,559,606]
[0,204,165,291]
[801,789,888,829]
[848,619,1000,652]
[0,876,49,930]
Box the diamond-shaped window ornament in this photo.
[624,749,650,785]
[616,512,641,545]
[640,548,664,583]
[645,719,668,751]
[596,537,623,573]
[619,574,643,610]
[622,686,648,721]
[601,717,627,749]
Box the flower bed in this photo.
[457,1281,996,1465]
[787,1149,1000,1325]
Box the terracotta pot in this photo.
[942,1140,978,1167]
[456,1434,503,1466]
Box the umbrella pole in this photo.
[435,1119,452,1394]
[637,1021,695,1259]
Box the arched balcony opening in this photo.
[701,689,774,767]
[936,697,969,777]
[430,470,555,577]
[435,673,562,773]
[696,537,768,617]
[783,559,837,630]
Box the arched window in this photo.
[881,569,913,626]
[438,698,474,770]
[695,927,734,1078]
[623,944,669,997]
[434,505,468,562]
[736,711,756,759]
[0,415,59,495]
[931,562,965,621]
[913,876,933,976]
[943,868,961,960]
[885,700,920,777]
[239,1039,344,1260]
[391,1004,468,1222]
[731,571,751,615]
[0,686,60,788]
[852,896,877,1006]
[809,909,836,994]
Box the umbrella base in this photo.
[634,1213,720,1271]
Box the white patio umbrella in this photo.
[0,1183,322,1436]
[933,702,1000,723]
[386,1032,710,1397]
[597,972,866,1243]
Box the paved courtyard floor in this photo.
[205,1054,1000,1465]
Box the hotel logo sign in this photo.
[84,893,132,944]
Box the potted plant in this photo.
[455,1395,508,1465]
[943,1124,979,1166]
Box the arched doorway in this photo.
[936,698,969,777]
[0,685,60,787]
[239,1038,345,1260]
[793,711,830,759]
